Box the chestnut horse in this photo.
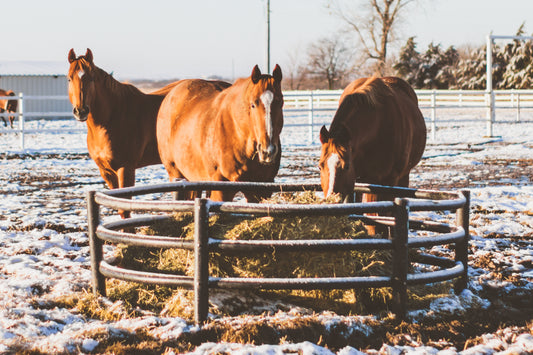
[319,77,426,233]
[67,48,177,217]
[157,65,284,201]
[0,89,17,128]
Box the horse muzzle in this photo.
[257,143,278,165]
[73,106,89,122]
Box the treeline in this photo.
[394,25,533,90]
[284,25,533,91]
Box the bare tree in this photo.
[329,0,415,76]
[305,36,354,89]
[283,45,308,90]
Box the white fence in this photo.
[282,89,533,144]
[2,90,533,150]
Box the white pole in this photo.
[308,92,314,144]
[18,93,25,150]
[485,34,495,137]
[430,90,436,141]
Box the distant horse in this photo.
[67,48,177,217]
[319,77,426,233]
[0,89,18,128]
[157,65,284,201]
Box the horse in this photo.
[0,89,17,128]
[156,64,284,202]
[67,48,177,218]
[319,76,426,234]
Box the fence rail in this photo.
[87,180,470,323]
[2,90,533,149]
[282,89,533,143]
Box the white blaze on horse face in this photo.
[260,90,274,139]
[78,70,85,79]
[326,153,340,197]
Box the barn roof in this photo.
[0,61,66,76]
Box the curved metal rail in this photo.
[87,181,470,323]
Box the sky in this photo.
[1,0,533,80]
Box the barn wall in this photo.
[0,75,71,118]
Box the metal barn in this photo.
[0,61,71,118]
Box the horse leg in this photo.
[0,109,6,127]
[210,190,236,202]
[398,174,410,188]
[362,193,378,235]
[117,167,136,219]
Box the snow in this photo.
[0,113,532,353]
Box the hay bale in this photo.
[127,191,394,314]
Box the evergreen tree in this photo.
[393,37,422,87]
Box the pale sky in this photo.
[1,0,533,80]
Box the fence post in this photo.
[454,190,470,293]
[87,190,106,296]
[485,34,495,138]
[18,93,25,150]
[194,197,210,324]
[430,90,437,141]
[308,91,314,144]
[516,91,521,122]
[391,197,409,318]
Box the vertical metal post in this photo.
[308,92,314,144]
[391,198,409,318]
[486,34,495,137]
[430,90,436,141]
[454,190,470,293]
[265,0,271,73]
[18,93,24,150]
[87,191,106,296]
[194,197,209,324]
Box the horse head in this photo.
[246,64,284,165]
[67,48,96,122]
[319,125,354,200]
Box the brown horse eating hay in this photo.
[67,48,177,218]
[319,77,426,233]
[157,65,284,202]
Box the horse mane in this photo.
[92,66,144,99]
[74,56,144,99]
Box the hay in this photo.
[117,190,395,315]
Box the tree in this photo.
[305,36,354,90]
[329,0,416,76]
[394,38,459,89]
[283,46,309,90]
[393,37,421,85]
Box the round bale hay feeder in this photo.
[87,181,470,324]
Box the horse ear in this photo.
[273,64,282,82]
[68,48,76,63]
[251,65,261,84]
[319,125,330,144]
[85,48,94,64]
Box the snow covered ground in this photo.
[0,112,532,354]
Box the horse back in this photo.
[340,77,426,185]
[160,79,231,120]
